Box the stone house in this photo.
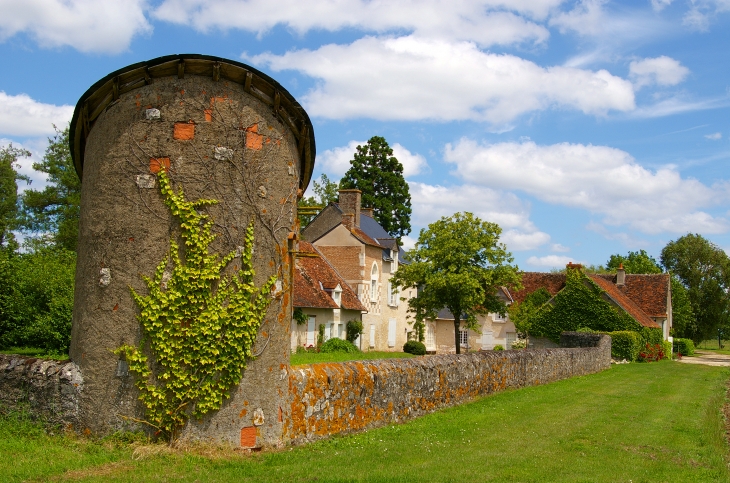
[425,287,516,353]
[291,241,367,351]
[301,189,414,351]
[425,263,672,353]
[509,264,671,345]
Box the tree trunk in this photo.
[454,315,461,355]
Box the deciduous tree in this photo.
[392,212,520,354]
[661,234,730,344]
[298,173,339,226]
[606,250,662,274]
[340,136,411,242]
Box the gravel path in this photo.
[676,350,730,367]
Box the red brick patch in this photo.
[204,109,213,122]
[173,122,195,140]
[149,157,170,174]
[240,426,257,448]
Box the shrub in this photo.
[607,330,641,361]
[493,345,504,351]
[346,319,363,343]
[293,308,307,326]
[661,340,672,360]
[673,338,695,356]
[510,338,527,349]
[317,324,325,347]
[319,338,360,353]
[403,340,426,355]
[638,343,664,362]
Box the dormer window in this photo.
[333,284,342,307]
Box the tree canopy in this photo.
[340,136,411,242]
[20,127,81,251]
[661,234,730,344]
[606,250,662,274]
[298,173,339,226]
[0,144,30,249]
[391,212,521,354]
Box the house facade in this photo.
[425,264,672,353]
[291,241,367,351]
[301,189,414,351]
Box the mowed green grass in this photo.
[2,361,728,482]
[290,350,415,366]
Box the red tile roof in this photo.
[509,273,566,303]
[294,241,367,312]
[588,275,660,328]
[594,274,670,317]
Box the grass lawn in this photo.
[2,361,728,482]
[290,350,415,366]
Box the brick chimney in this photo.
[361,207,374,218]
[338,189,361,228]
[566,262,583,271]
[616,263,625,286]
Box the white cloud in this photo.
[705,132,722,140]
[526,255,585,268]
[155,0,563,47]
[651,0,673,11]
[549,0,606,36]
[629,56,690,89]
[0,92,73,137]
[585,222,648,247]
[550,243,570,252]
[318,140,427,178]
[249,35,635,125]
[0,0,151,53]
[409,181,550,251]
[630,96,730,118]
[444,138,730,234]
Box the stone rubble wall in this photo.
[0,354,84,429]
[285,333,610,444]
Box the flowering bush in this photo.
[510,338,528,350]
[638,343,665,362]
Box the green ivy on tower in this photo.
[115,170,276,440]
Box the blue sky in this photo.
[1,0,729,270]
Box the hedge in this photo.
[607,331,641,361]
[673,338,695,356]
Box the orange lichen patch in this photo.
[173,122,195,140]
[240,426,256,448]
[239,408,247,417]
[149,157,170,174]
[278,407,283,422]
[204,109,213,122]
[180,89,185,95]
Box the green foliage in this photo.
[340,136,412,242]
[115,171,275,440]
[607,331,641,361]
[508,287,551,338]
[0,144,30,249]
[319,338,360,353]
[293,307,308,326]
[606,250,662,274]
[673,338,696,356]
[661,340,672,360]
[317,324,325,347]
[392,212,520,354]
[531,266,646,343]
[298,173,340,226]
[20,127,81,252]
[0,247,75,352]
[403,340,426,355]
[670,275,695,339]
[345,319,363,343]
[493,344,504,351]
[661,234,730,344]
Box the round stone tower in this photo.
[68,54,315,448]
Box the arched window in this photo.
[370,263,379,302]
